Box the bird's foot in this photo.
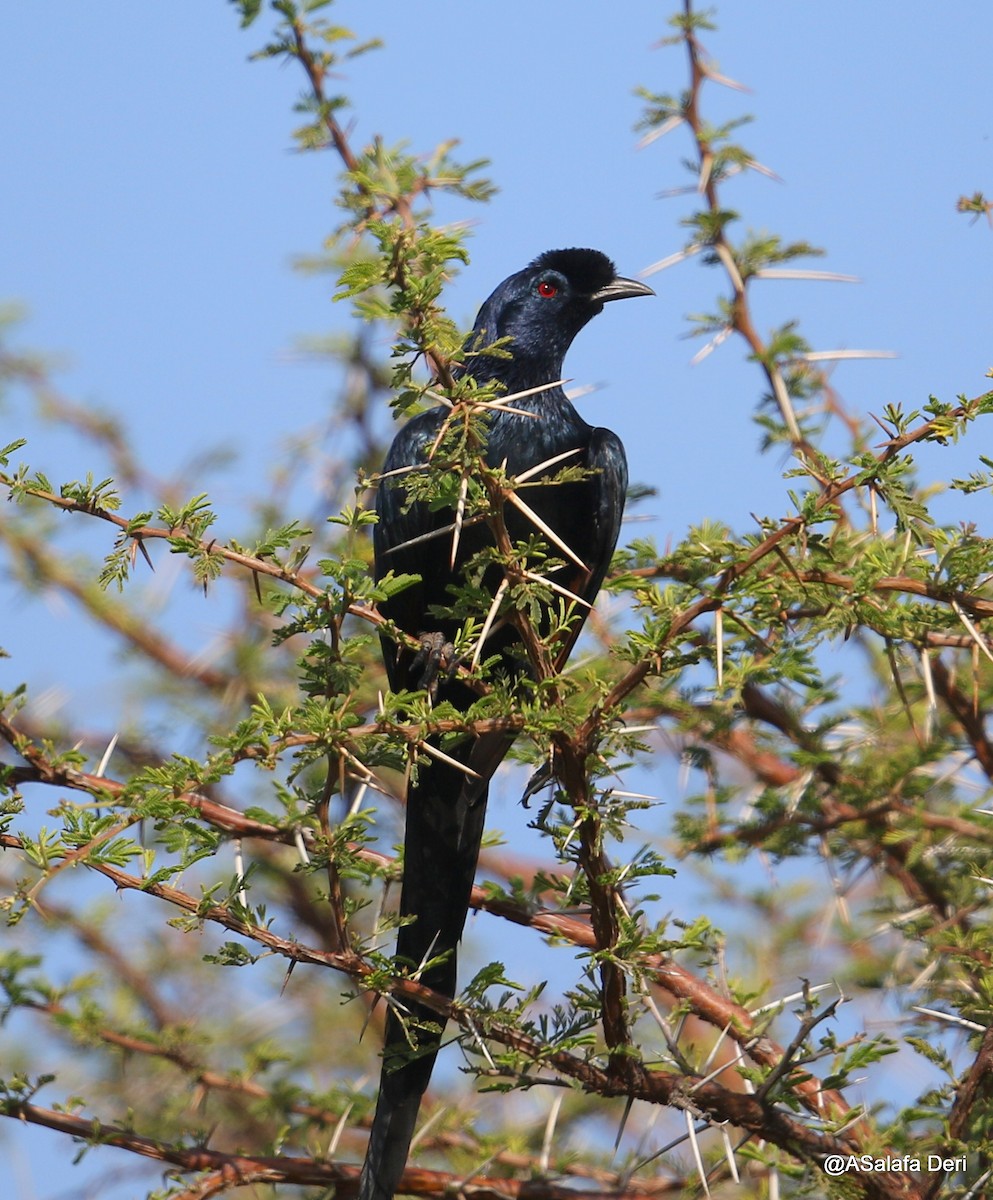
[412,632,462,696]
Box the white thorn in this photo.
[471,577,509,671]
[685,1111,711,1197]
[754,268,861,283]
[636,114,684,148]
[94,733,119,778]
[641,244,703,277]
[802,349,898,362]
[234,839,248,908]
[293,826,311,867]
[504,490,587,570]
[539,1093,564,1174]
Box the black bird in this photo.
[360,248,653,1200]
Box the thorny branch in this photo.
[4,4,993,1196]
[0,715,877,1147]
[0,830,920,1199]
[678,0,807,450]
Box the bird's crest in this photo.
[528,248,616,295]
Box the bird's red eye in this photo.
[537,280,558,298]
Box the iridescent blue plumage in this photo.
[360,249,652,1200]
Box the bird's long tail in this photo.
[359,732,509,1200]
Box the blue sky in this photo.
[3,1,991,718]
[2,2,992,1195]
[4,3,990,537]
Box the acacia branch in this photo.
[679,1,809,450]
[0,1099,354,1191]
[594,390,993,731]
[0,816,859,1147]
[929,655,993,780]
[0,712,863,1128]
[287,17,456,388]
[11,994,696,1197]
[0,1072,916,1199]
[1,1096,702,1199]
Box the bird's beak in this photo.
[591,275,656,304]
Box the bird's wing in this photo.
[582,425,629,604]
[545,424,628,671]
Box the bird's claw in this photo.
[412,632,462,695]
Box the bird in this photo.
[360,248,653,1200]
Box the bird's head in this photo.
[462,248,654,388]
